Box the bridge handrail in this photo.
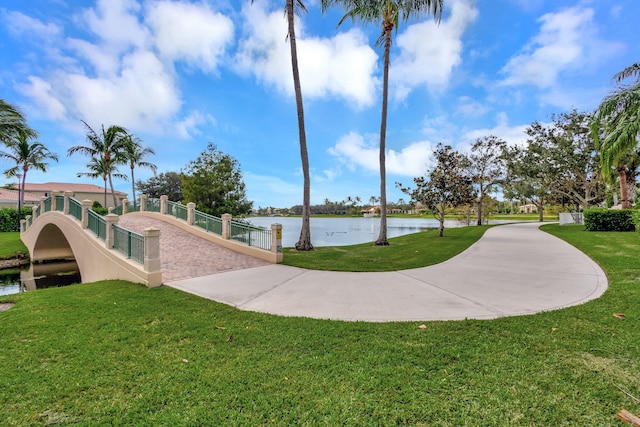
[55,195,64,211]
[87,209,107,240]
[69,198,82,220]
[112,224,145,264]
[166,200,188,221]
[229,220,272,251]
[194,210,222,235]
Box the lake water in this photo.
[0,260,81,296]
[247,216,515,247]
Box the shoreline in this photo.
[0,258,30,270]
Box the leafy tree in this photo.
[181,143,252,217]
[398,143,474,237]
[76,156,127,208]
[467,135,506,225]
[322,0,444,246]
[528,110,605,210]
[591,62,640,208]
[1,129,59,206]
[136,171,183,201]
[123,135,157,209]
[0,99,36,144]
[68,121,128,208]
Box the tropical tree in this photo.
[322,0,444,245]
[0,99,36,144]
[466,135,506,225]
[136,171,183,201]
[591,62,640,209]
[68,121,128,208]
[251,0,313,250]
[398,143,474,237]
[77,156,127,208]
[123,135,157,209]
[1,129,59,206]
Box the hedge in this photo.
[583,208,636,232]
[0,207,34,232]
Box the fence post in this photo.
[187,202,195,225]
[140,194,147,212]
[40,196,46,213]
[51,191,61,210]
[81,199,93,229]
[32,205,38,221]
[104,214,118,249]
[143,227,162,287]
[122,199,129,215]
[271,223,283,263]
[63,191,73,215]
[160,195,168,215]
[222,213,232,240]
[21,218,28,233]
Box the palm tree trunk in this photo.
[287,0,313,251]
[103,177,108,208]
[618,168,630,208]
[131,166,136,210]
[108,172,118,208]
[20,169,27,208]
[375,26,392,246]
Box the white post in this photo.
[40,196,46,213]
[271,223,283,263]
[160,195,168,215]
[187,202,196,225]
[222,213,232,240]
[63,191,73,215]
[81,200,93,229]
[122,199,129,215]
[143,227,162,287]
[105,214,119,249]
[140,194,147,212]
[31,205,38,221]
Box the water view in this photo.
[0,260,81,296]
[248,216,517,247]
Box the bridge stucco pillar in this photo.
[40,196,46,214]
[187,202,196,225]
[160,195,168,215]
[32,205,38,221]
[143,227,162,287]
[81,200,93,229]
[122,199,128,215]
[139,194,147,212]
[51,191,62,210]
[63,191,73,215]
[222,214,232,240]
[105,214,119,249]
[271,223,283,263]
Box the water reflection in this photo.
[248,216,519,247]
[0,260,81,296]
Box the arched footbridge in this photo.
[20,193,283,288]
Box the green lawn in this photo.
[283,225,492,271]
[0,232,28,259]
[1,225,639,425]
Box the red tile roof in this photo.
[0,187,41,202]
[22,182,127,196]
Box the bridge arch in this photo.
[21,211,160,286]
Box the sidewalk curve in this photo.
[166,222,608,322]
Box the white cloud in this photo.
[500,6,603,88]
[234,2,378,109]
[328,131,433,177]
[146,1,234,72]
[392,0,478,100]
[3,10,61,39]
[462,112,529,147]
[16,76,67,121]
[455,96,489,118]
[81,0,149,51]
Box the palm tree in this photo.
[1,129,59,206]
[0,99,36,144]
[122,135,157,209]
[322,0,444,245]
[68,121,128,208]
[591,62,640,208]
[251,0,313,250]
[77,156,127,208]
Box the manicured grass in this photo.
[283,225,492,271]
[1,225,639,425]
[0,232,28,259]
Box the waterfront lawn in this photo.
[1,225,639,425]
[0,232,28,259]
[283,225,492,271]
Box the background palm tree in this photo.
[77,156,127,208]
[0,99,36,144]
[68,121,128,208]
[322,0,444,245]
[1,129,59,206]
[252,0,313,250]
[123,135,157,209]
[591,62,640,208]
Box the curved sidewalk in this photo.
[166,222,608,322]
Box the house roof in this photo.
[22,182,127,196]
[0,187,41,202]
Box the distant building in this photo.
[518,203,538,214]
[22,182,127,209]
[0,187,41,209]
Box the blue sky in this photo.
[0,0,637,208]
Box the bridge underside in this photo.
[31,223,75,262]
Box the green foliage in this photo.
[136,171,182,201]
[584,208,635,231]
[91,207,109,216]
[92,200,102,209]
[181,143,252,217]
[0,207,32,232]
[0,231,28,259]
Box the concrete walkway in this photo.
[165,222,608,322]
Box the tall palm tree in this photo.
[0,99,36,144]
[1,129,59,206]
[123,135,157,209]
[322,0,444,245]
[252,0,313,250]
[77,156,127,208]
[591,62,640,208]
[68,121,128,208]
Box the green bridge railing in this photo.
[87,209,106,240]
[113,224,145,264]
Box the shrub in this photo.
[584,208,635,232]
[0,207,34,232]
[92,207,109,216]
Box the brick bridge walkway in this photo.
[117,216,270,283]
